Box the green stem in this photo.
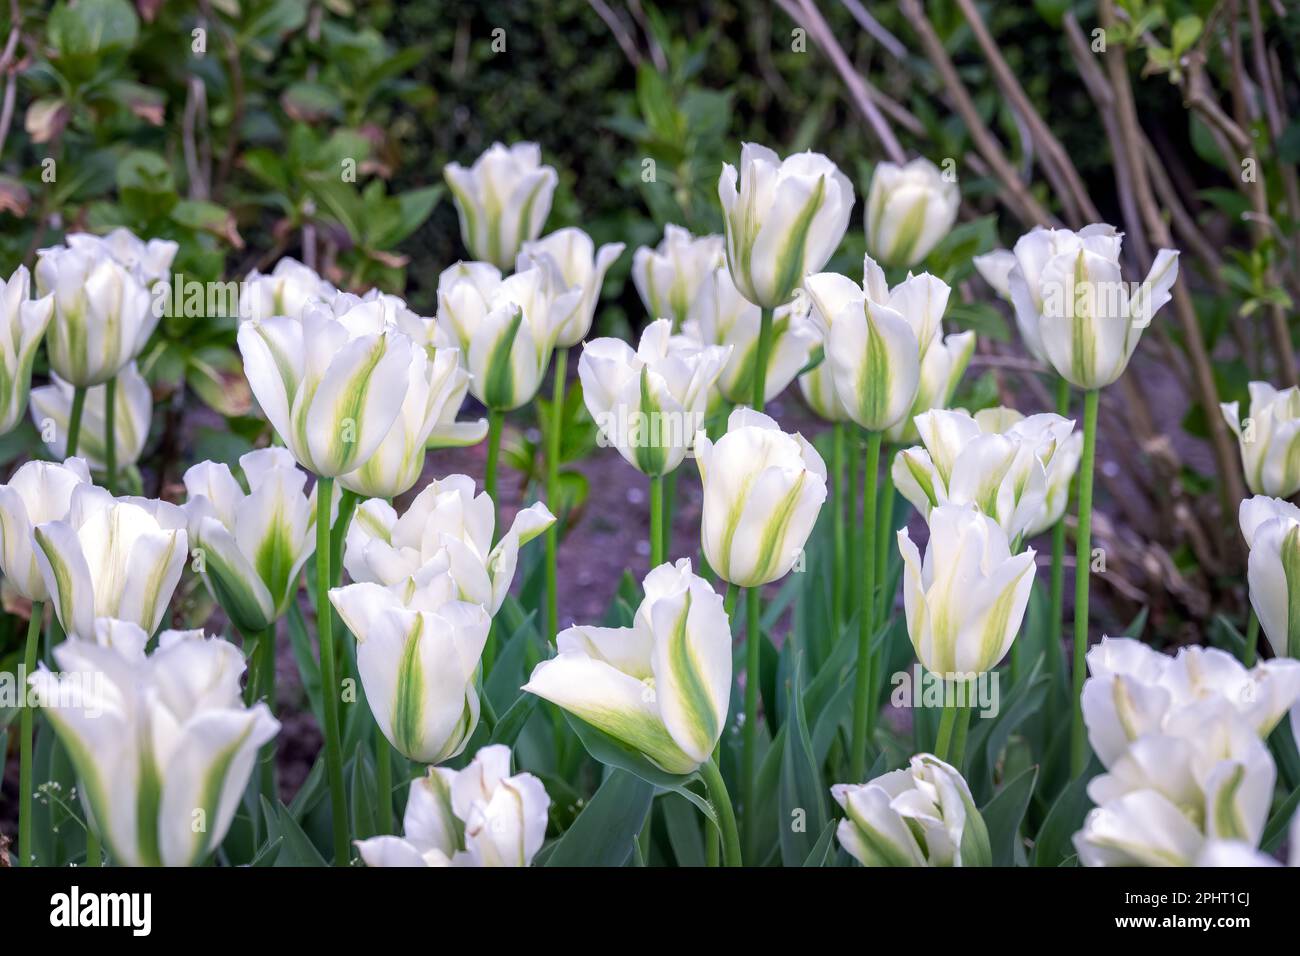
[485,408,504,531]
[546,348,567,645]
[949,699,972,770]
[1048,372,1072,707]
[315,475,350,864]
[18,601,43,867]
[1243,609,1260,667]
[698,756,742,867]
[848,435,863,627]
[934,693,958,762]
[649,474,664,569]
[1070,389,1099,776]
[724,582,739,620]
[831,424,845,641]
[375,725,393,835]
[874,446,894,631]
[256,624,277,805]
[850,430,882,781]
[742,585,761,852]
[103,376,117,494]
[661,469,677,561]
[85,827,100,867]
[330,489,359,585]
[752,306,774,411]
[65,386,88,459]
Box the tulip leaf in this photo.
[543,769,654,867]
[778,656,828,867]
[1031,758,1098,867]
[661,792,707,868]
[980,764,1038,867]
[489,692,541,748]
[350,749,380,841]
[965,657,1048,802]
[801,820,838,867]
[260,797,327,867]
[1269,718,1300,792]
[1261,784,1300,853]
[285,601,323,722]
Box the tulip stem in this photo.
[546,348,567,645]
[255,624,277,805]
[934,693,958,761]
[85,827,100,867]
[485,408,504,532]
[1243,609,1260,667]
[65,385,87,459]
[752,306,774,411]
[699,756,742,867]
[1048,377,1071,705]
[850,429,882,782]
[875,447,894,631]
[831,424,845,642]
[742,585,761,853]
[314,475,350,865]
[103,376,117,494]
[1069,389,1099,777]
[375,726,393,835]
[848,435,862,629]
[649,474,664,568]
[18,601,43,867]
[330,489,358,584]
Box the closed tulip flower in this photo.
[682,264,819,405]
[719,143,854,309]
[30,362,152,472]
[241,257,336,320]
[343,474,554,615]
[1005,224,1179,389]
[444,142,557,270]
[1221,382,1300,498]
[30,624,278,866]
[33,485,188,641]
[865,158,960,268]
[523,559,730,775]
[831,753,991,867]
[0,265,53,434]
[695,408,827,587]
[67,227,179,287]
[238,298,413,477]
[0,457,91,601]
[517,227,624,347]
[357,745,550,867]
[631,225,724,328]
[579,319,730,477]
[797,348,852,422]
[897,503,1036,678]
[1241,495,1300,658]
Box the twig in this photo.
[587,0,643,66]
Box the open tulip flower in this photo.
[1221,382,1300,498]
[67,227,179,288]
[0,457,92,601]
[357,745,550,867]
[33,484,188,641]
[31,362,152,472]
[30,623,279,867]
[865,158,960,268]
[241,257,336,320]
[343,474,554,615]
[0,264,54,435]
[523,559,731,776]
[718,143,854,310]
[579,318,730,477]
[1241,495,1300,658]
[517,227,625,347]
[831,753,990,867]
[444,141,558,270]
[631,224,725,329]
[972,248,1016,302]
[696,407,828,587]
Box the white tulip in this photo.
[831,753,990,867]
[342,474,554,616]
[972,249,1016,301]
[1241,495,1300,659]
[67,227,179,287]
[0,457,92,601]
[518,227,624,347]
[579,319,729,477]
[1221,382,1300,498]
[357,745,550,867]
[29,624,278,866]
[444,142,557,270]
[797,350,852,422]
[0,265,53,434]
[30,362,152,472]
[240,257,336,320]
[695,408,827,587]
[718,143,854,309]
[897,503,1036,678]
[631,224,724,328]
[865,158,960,268]
[523,559,731,775]
[238,298,413,477]
[1006,223,1179,389]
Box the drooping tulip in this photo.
[29,623,278,866]
[1221,382,1300,498]
[30,362,152,472]
[240,257,336,321]
[517,227,624,347]
[631,225,724,328]
[523,559,730,775]
[0,265,53,435]
[718,144,854,310]
[695,407,827,587]
[865,158,960,268]
[579,319,729,477]
[0,457,92,601]
[444,142,558,270]
[356,745,550,867]
[1240,495,1300,659]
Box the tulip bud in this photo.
[238,298,413,477]
[1221,382,1300,498]
[67,227,179,287]
[182,448,320,634]
[1006,224,1179,389]
[682,264,819,405]
[0,457,92,601]
[444,142,558,270]
[897,504,1036,678]
[518,227,625,347]
[1241,495,1300,659]
[34,485,188,641]
[718,143,854,309]
[579,319,729,477]
[831,753,991,867]
[30,362,152,473]
[523,559,731,775]
[695,408,827,587]
[241,257,336,321]
[0,265,53,435]
[29,624,279,866]
[357,745,550,867]
[865,158,960,268]
[342,474,554,615]
[631,225,724,328]
[797,351,852,422]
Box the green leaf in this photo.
[980,764,1038,866]
[801,820,838,867]
[488,692,541,748]
[350,750,380,841]
[661,792,707,867]
[543,770,654,867]
[778,656,828,866]
[1032,760,1096,866]
[260,797,327,867]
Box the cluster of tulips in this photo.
[3,137,1299,868]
